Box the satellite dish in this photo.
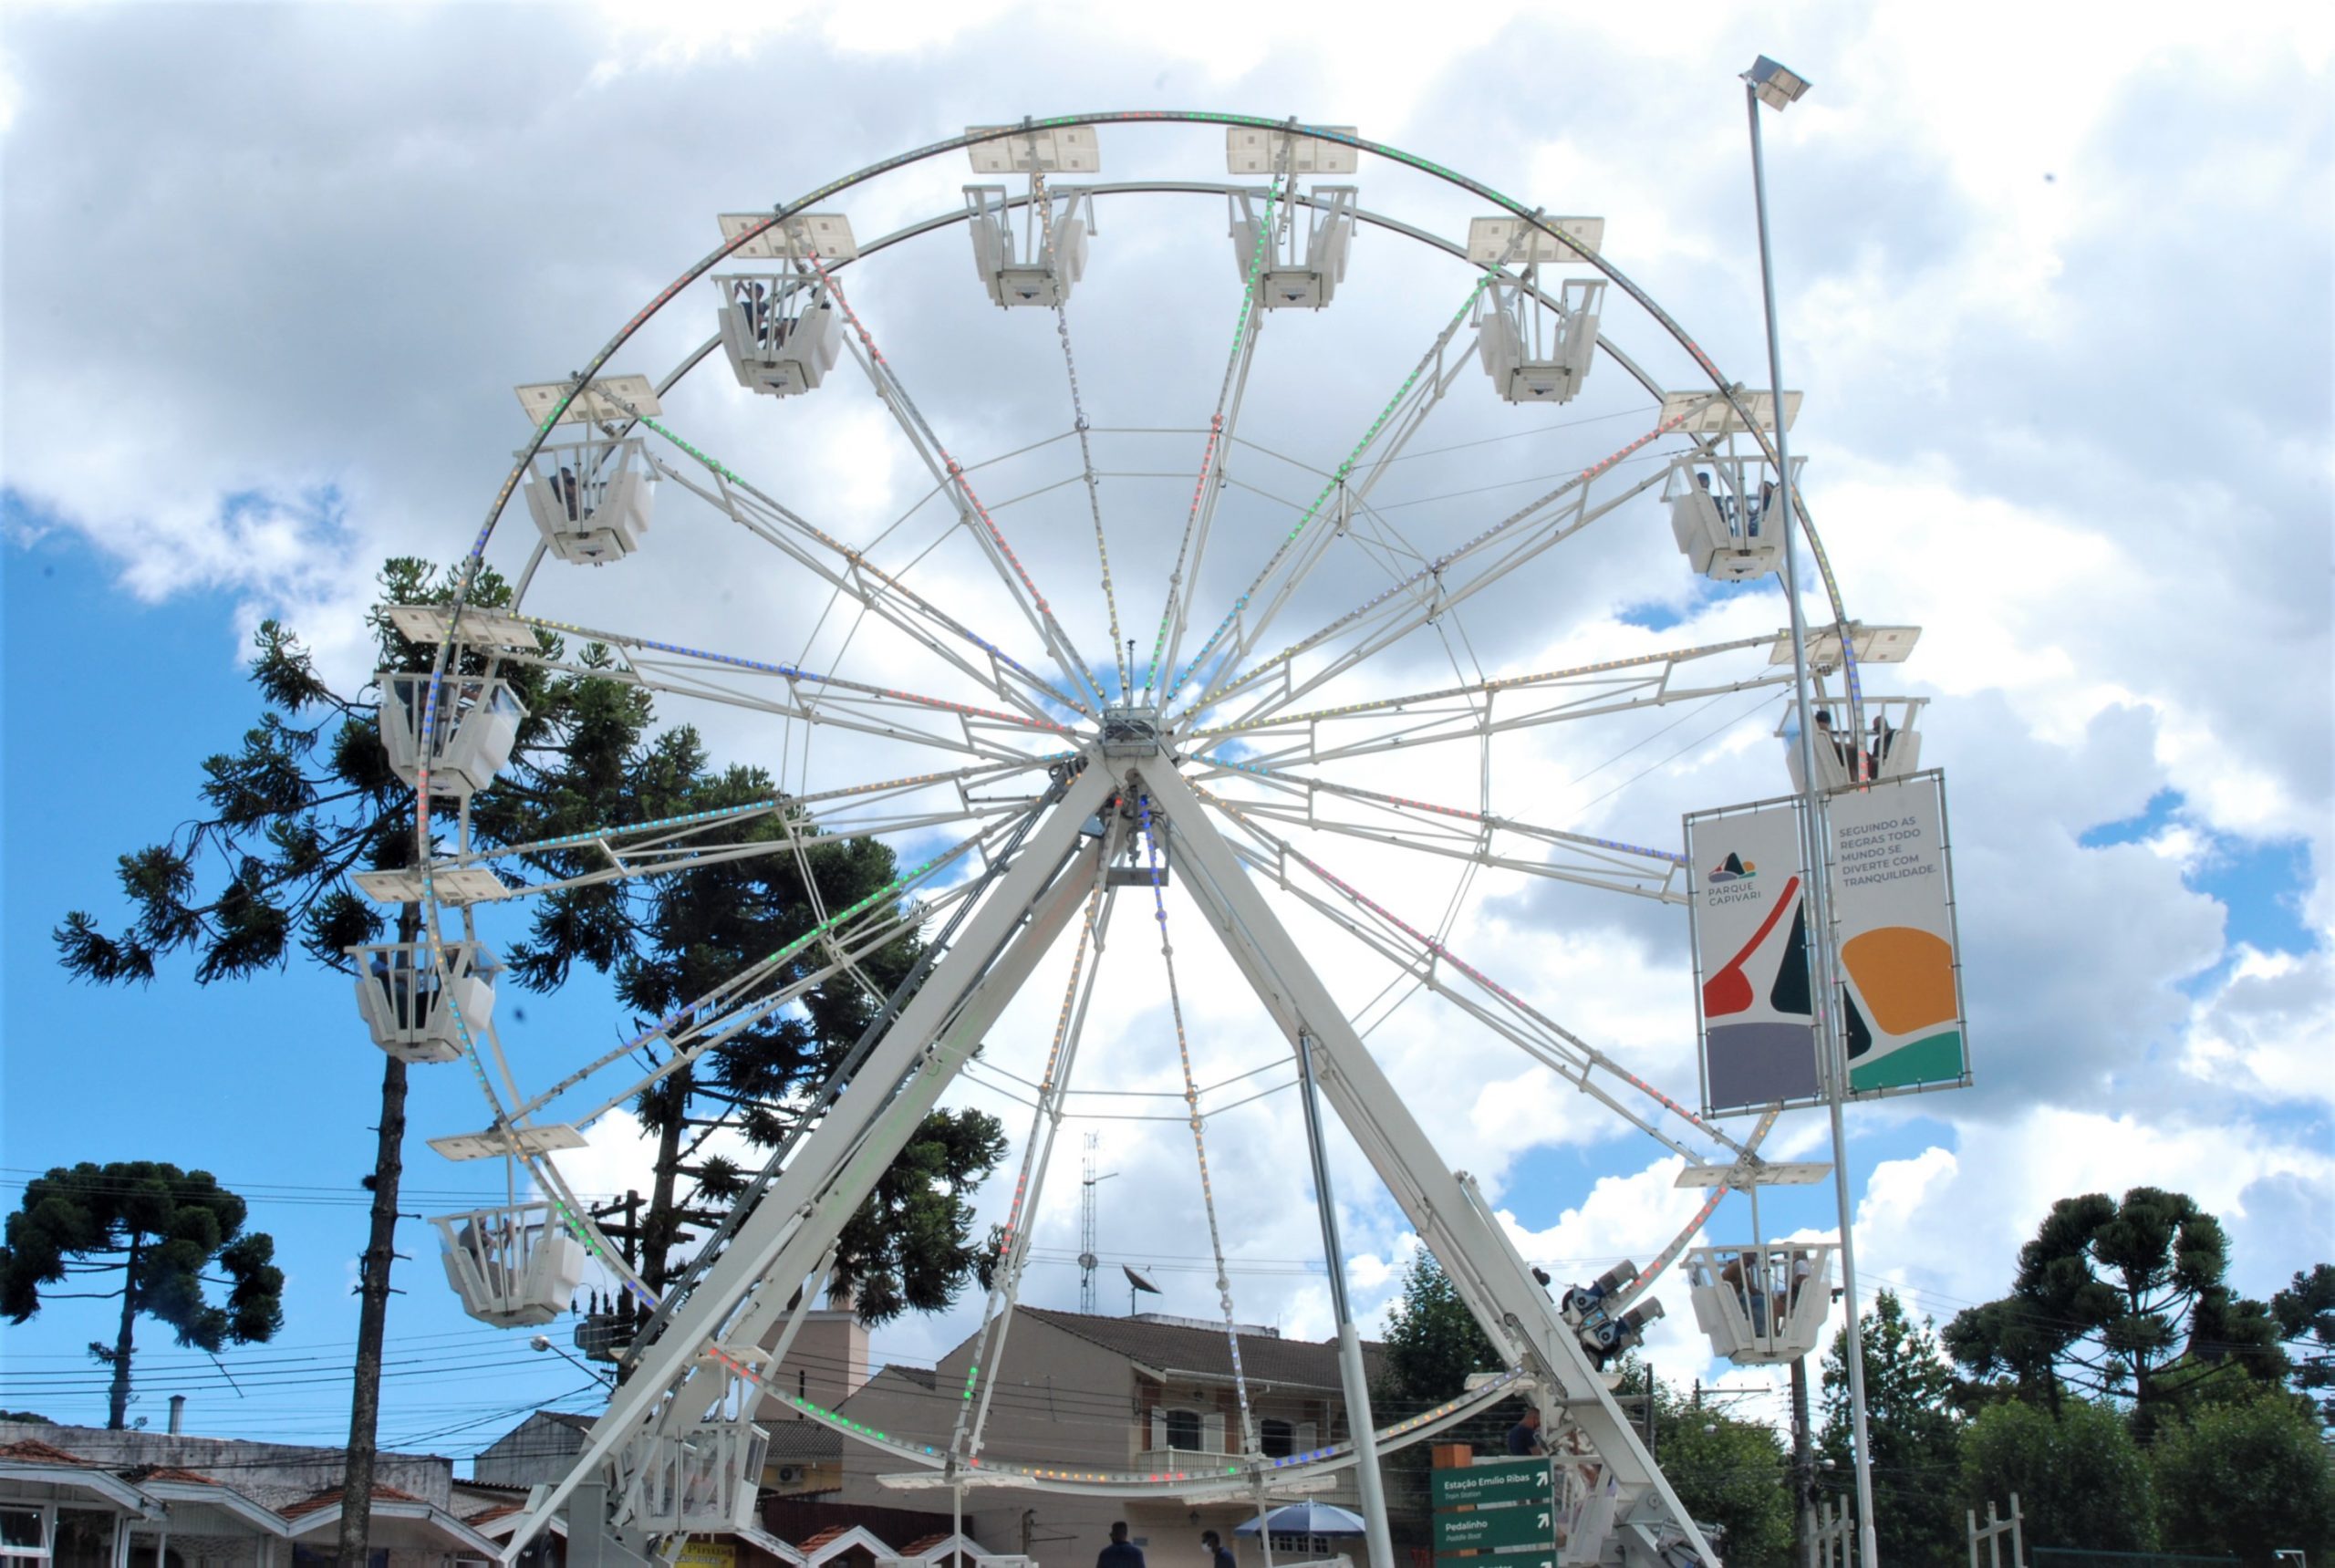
[1123,1265,1161,1294]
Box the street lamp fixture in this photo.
[1743,57,1812,111]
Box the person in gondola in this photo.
[555,465,581,523]
[1811,710,1855,779]
[1868,713,1895,778]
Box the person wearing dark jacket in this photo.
[1098,1522,1146,1568]
[1201,1531,1235,1568]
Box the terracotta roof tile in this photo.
[122,1465,225,1485]
[796,1527,852,1551]
[280,1483,427,1519]
[0,1438,91,1467]
[900,1536,952,1555]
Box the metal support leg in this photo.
[1298,1030,1396,1568]
[1132,756,1718,1567]
[503,764,1116,1563]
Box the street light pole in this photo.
[1742,55,1883,1568]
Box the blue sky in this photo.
[3,1,2330,1465]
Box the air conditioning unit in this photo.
[778,1467,801,1484]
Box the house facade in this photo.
[0,1426,503,1568]
[827,1310,1415,1568]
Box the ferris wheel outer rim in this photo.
[400,115,1867,1476]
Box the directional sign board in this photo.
[1433,1505,1558,1553]
[1437,1554,1555,1568]
[1431,1460,1553,1511]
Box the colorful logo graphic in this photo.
[1841,927,1962,1091]
[1706,851,1758,885]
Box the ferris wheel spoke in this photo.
[1192,755,1686,902]
[455,756,1057,891]
[956,867,1121,1461]
[484,805,1037,1131]
[1144,175,1282,707]
[495,628,1071,765]
[1191,629,1790,769]
[636,431,1079,725]
[1160,256,1511,711]
[1199,786,1738,1161]
[1178,397,1721,731]
[1030,168,1132,700]
[805,252,1106,712]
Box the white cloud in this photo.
[5,0,2329,1466]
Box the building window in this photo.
[1,1508,48,1564]
[1164,1408,1203,1450]
[1260,1419,1293,1458]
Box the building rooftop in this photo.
[1020,1308,1383,1391]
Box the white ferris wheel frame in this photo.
[396,112,1889,1568]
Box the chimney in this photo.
[167,1396,186,1436]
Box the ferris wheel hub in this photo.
[1097,705,1166,758]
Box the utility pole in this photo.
[1792,1357,1817,1568]
[338,904,415,1565]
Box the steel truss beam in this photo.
[507,751,1715,1567]
[500,761,1117,1563]
[1128,759,1716,1565]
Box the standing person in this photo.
[1098,1521,1146,1568]
[1506,1405,1545,1455]
[1201,1531,1236,1568]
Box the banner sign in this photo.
[1824,771,1969,1098]
[1686,799,1822,1116]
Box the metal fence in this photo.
[2033,1551,2240,1568]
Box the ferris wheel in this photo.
[352,114,1934,1568]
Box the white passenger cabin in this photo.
[523,433,655,564]
[617,1395,769,1532]
[718,275,841,397]
[1782,696,1927,793]
[350,940,500,1064]
[1685,1242,1837,1365]
[1466,217,1607,405]
[1479,276,1605,404]
[377,672,524,798]
[712,212,857,396]
[431,1201,588,1328]
[964,184,1093,307]
[1230,185,1356,309]
[1665,452,1804,582]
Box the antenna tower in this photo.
[1078,1133,1103,1314]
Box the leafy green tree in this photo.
[51,559,1004,1551]
[1945,1188,2286,1431]
[53,558,544,1560]
[1615,1363,1793,1568]
[1959,1397,2154,1551]
[1375,1250,1502,1404]
[2270,1263,2335,1420]
[1820,1289,1964,1567]
[2149,1386,2335,1563]
[0,1162,283,1429]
